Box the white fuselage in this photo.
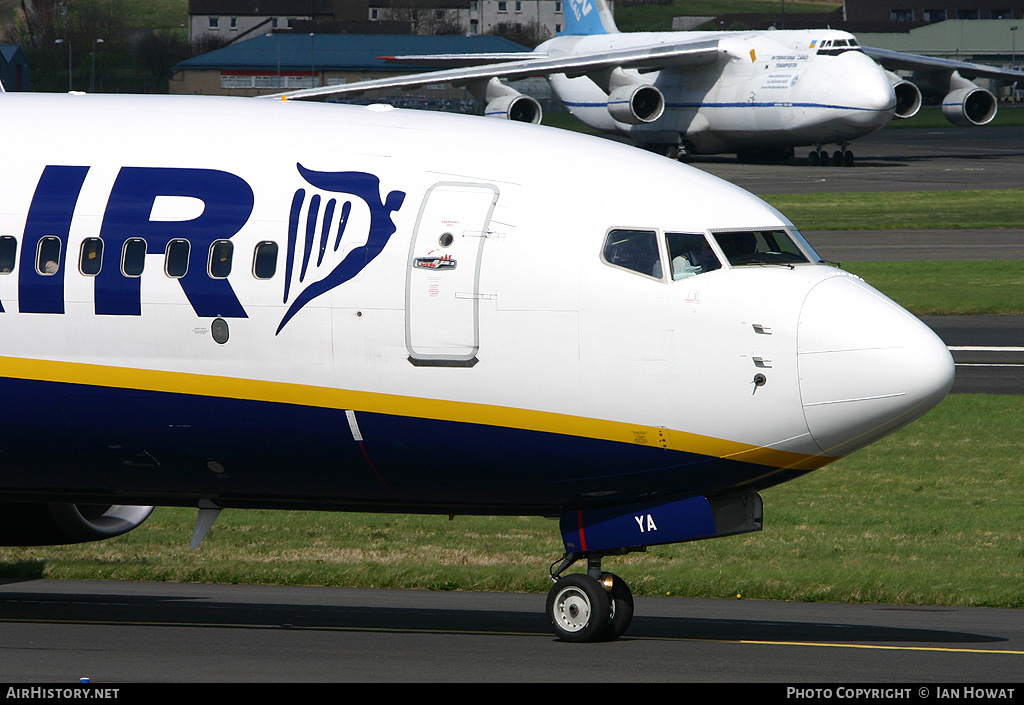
[541,29,897,154]
[0,94,948,513]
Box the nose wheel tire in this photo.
[598,572,634,641]
[546,574,611,643]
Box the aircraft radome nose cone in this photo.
[797,274,954,456]
[835,53,897,129]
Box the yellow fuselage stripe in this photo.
[0,355,832,471]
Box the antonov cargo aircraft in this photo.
[0,90,953,642]
[271,0,1024,165]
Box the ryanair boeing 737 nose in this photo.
[0,92,957,644]
[797,274,955,457]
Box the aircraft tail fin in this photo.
[563,0,619,35]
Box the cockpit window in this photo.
[602,229,663,279]
[666,232,721,280]
[817,37,862,54]
[712,229,811,266]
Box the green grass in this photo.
[842,261,1024,315]
[760,192,1024,314]
[763,190,1024,231]
[541,110,607,135]
[2,395,1021,607]
[889,104,1024,128]
[117,0,187,29]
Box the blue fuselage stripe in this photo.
[0,377,809,514]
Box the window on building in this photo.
[924,8,946,21]
[221,73,315,90]
[890,9,915,21]
[555,1,562,12]
[230,17,238,30]
[0,236,16,274]
[991,9,1013,19]
[208,17,219,30]
[515,1,523,12]
[79,238,103,276]
[498,1,508,13]
[957,9,980,19]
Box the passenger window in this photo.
[165,239,190,278]
[79,238,103,276]
[0,236,17,274]
[712,229,810,266]
[665,233,721,280]
[253,241,278,279]
[209,240,233,279]
[602,229,663,279]
[36,236,61,276]
[122,238,147,277]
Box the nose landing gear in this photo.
[546,552,636,642]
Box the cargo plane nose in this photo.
[829,51,897,132]
[797,274,954,456]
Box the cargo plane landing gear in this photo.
[546,552,635,642]
[808,145,854,166]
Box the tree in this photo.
[136,30,191,91]
[6,0,133,92]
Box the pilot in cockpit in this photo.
[669,233,721,280]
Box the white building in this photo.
[368,0,570,40]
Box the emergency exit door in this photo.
[406,182,499,366]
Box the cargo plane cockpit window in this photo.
[666,233,721,280]
[602,229,663,280]
[712,229,810,267]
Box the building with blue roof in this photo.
[170,32,530,100]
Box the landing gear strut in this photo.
[546,552,635,642]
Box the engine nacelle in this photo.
[892,80,922,119]
[0,502,154,546]
[942,85,997,126]
[484,93,543,124]
[607,83,665,125]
